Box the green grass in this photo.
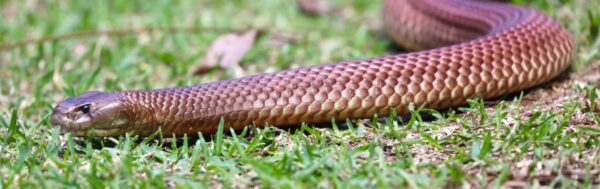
[1,0,600,188]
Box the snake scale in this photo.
[51,0,575,137]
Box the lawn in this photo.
[1,0,599,188]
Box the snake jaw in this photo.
[51,91,130,137]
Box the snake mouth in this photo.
[54,114,129,137]
[55,113,129,137]
[51,111,128,137]
[60,127,125,137]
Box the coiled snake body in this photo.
[51,0,575,137]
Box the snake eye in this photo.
[77,104,91,114]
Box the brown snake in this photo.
[50,0,575,137]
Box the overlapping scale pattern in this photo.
[111,0,575,136]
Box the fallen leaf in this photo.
[297,0,332,16]
[193,30,259,75]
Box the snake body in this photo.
[51,0,575,137]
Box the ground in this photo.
[1,0,599,188]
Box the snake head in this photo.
[51,91,130,136]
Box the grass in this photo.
[1,0,600,188]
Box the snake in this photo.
[50,0,575,137]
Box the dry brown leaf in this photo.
[297,0,332,16]
[193,30,259,75]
